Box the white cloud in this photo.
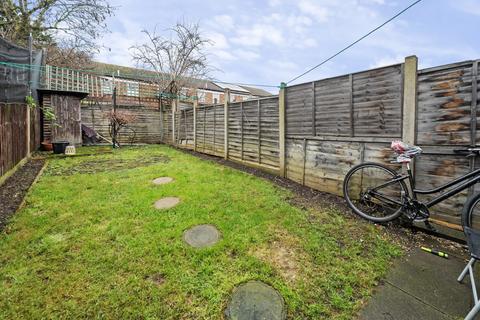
[298,0,329,22]
[369,55,404,68]
[207,31,229,50]
[95,19,146,67]
[451,0,480,16]
[231,24,284,47]
[212,50,236,61]
[236,49,260,61]
[268,0,282,7]
[211,15,235,31]
[365,0,385,5]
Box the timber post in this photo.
[402,55,418,146]
[279,82,286,177]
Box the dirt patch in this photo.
[251,235,303,284]
[146,273,166,286]
[44,154,170,176]
[0,159,45,231]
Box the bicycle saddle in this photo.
[391,140,422,163]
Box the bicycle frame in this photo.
[374,163,480,209]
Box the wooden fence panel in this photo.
[228,102,243,161]
[161,105,173,143]
[176,107,194,148]
[352,65,403,137]
[285,83,313,137]
[0,103,27,177]
[242,100,260,163]
[213,104,225,155]
[417,62,474,145]
[286,64,402,138]
[81,102,162,144]
[259,97,279,168]
[314,75,351,136]
[413,60,479,226]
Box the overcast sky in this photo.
[95,0,480,92]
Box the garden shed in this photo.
[39,90,88,146]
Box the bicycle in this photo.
[343,141,480,231]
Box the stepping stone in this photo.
[225,281,286,320]
[183,224,221,248]
[154,197,180,209]
[152,177,174,185]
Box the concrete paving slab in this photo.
[359,282,451,320]
[154,197,180,209]
[225,281,286,320]
[385,248,472,318]
[152,177,174,185]
[183,224,220,248]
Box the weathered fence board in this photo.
[0,103,27,177]
[81,101,162,144]
[286,64,403,139]
[417,61,474,146]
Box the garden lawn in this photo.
[0,145,401,319]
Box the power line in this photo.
[211,79,279,89]
[286,0,424,85]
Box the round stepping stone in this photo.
[183,224,221,248]
[154,197,180,209]
[225,281,286,320]
[152,177,174,185]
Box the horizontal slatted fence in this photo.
[414,60,480,225]
[285,64,403,196]
[81,101,162,144]
[157,96,280,171]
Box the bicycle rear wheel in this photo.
[462,193,480,231]
[343,162,407,223]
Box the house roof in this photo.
[91,61,270,97]
[213,82,250,93]
[239,85,273,97]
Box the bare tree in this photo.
[130,21,213,100]
[45,38,96,68]
[106,109,137,147]
[0,0,115,66]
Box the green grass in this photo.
[0,145,401,319]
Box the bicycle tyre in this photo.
[343,162,407,223]
[461,192,480,230]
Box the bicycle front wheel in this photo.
[343,162,407,223]
[462,193,480,231]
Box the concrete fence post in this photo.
[224,89,230,159]
[279,82,286,177]
[402,55,418,146]
[193,96,198,152]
